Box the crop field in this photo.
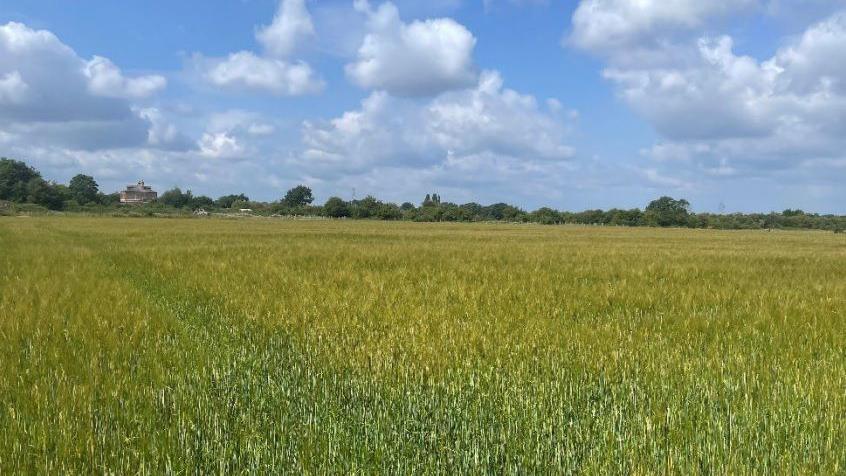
[0,217,844,473]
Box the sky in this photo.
[1,0,845,213]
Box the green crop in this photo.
[1,217,844,473]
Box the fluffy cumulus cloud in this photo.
[195,109,282,160]
[137,108,194,151]
[570,0,756,54]
[0,19,309,198]
[569,0,846,184]
[205,110,278,137]
[302,70,574,181]
[0,71,29,104]
[84,56,166,99]
[345,0,477,96]
[0,22,169,152]
[198,132,245,159]
[203,51,323,96]
[626,14,846,168]
[602,37,775,141]
[197,0,323,96]
[256,0,316,58]
[291,68,597,206]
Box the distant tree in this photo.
[400,202,416,211]
[374,202,402,220]
[159,187,193,208]
[352,195,381,218]
[645,196,691,227]
[0,158,41,202]
[530,207,562,225]
[782,209,805,217]
[27,179,64,210]
[54,183,73,203]
[486,203,525,222]
[190,195,214,210]
[414,205,444,222]
[283,185,314,207]
[231,199,250,210]
[323,196,350,218]
[215,193,249,208]
[99,192,121,205]
[422,193,442,207]
[460,202,483,220]
[68,174,99,205]
[607,208,644,227]
[439,203,467,222]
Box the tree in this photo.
[374,203,402,220]
[231,199,250,210]
[283,185,314,207]
[323,196,350,218]
[99,192,121,205]
[27,179,64,210]
[460,202,483,220]
[190,195,214,210]
[159,187,193,208]
[485,203,525,222]
[422,193,441,207]
[0,158,41,202]
[782,209,805,217]
[352,195,380,218]
[645,196,691,227]
[530,207,562,225]
[215,193,249,208]
[440,203,467,222]
[68,174,99,205]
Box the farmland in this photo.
[1,217,844,473]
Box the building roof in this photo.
[124,180,155,193]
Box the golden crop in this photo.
[1,217,844,473]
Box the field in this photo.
[1,217,844,473]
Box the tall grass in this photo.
[1,217,844,473]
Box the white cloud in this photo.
[197,1,323,97]
[568,0,846,183]
[0,21,169,151]
[206,109,278,137]
[602,36,775,141]
[84,56,166,99]
[302,70,574,175]
[256,0,316,58]
[570,0,757,54]
[641,167,693,189]
[1,119,150,152]
[0,22,128,123]
[198,132,245,159]
[137,108,193,151]
[426,71,575,160]
[770,11,846,94]
[248,123,276,136]
[203,51,324,96]
[345,1,477,96]
[0,70,28,104]
[607,14,846,148]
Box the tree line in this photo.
[1,157,844,232]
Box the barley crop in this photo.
[1,217,844,473]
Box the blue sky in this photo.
[1,0,845,212]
